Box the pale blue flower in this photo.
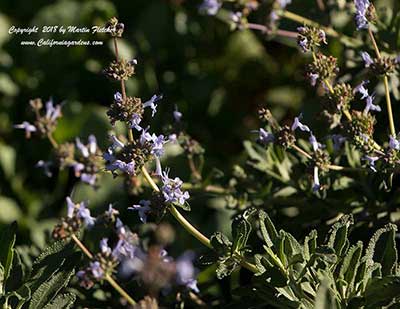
[114,91,123,103]
[128,200,151,223]
[143,94,163,117]
[364,155,379,172]
[389,136,400,150]
[161,170,190,205]
[291,115,311,132]
[176,251,199,293]
[364,94,381,114]
[257,128,275,145]
[14,121,37,138]
[309,73,319,86]
[173,105,182,122]
[130,113,142,131]
[309,133,322,151]
[361,51,373,67]
[89,261,104,279]
[100,238,112,255]
[354,80,369,99]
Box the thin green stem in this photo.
[71,235,136,305]
[47,133,59,149]
[105,275,136,306]
[368,29,395,136]
[140,166,258,272]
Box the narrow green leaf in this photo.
[42,293,76,309]
[0,222,17,286]
[29,253,78,309]
[259,210,278,247]
[364,276,400,308]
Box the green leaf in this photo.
[42,293,76,309]
[0,142,16,179]
[365,224,398,276]
[210,232,232,256]
[26,241,79,294]
[215,257,238,279]
[314,279,339,309]
[327,215,353,256]
[0,222,17,289]
[339,241,363,290]
[28,253,78,309]
[364,276,400,308]
[6,249,26,293]
[304,230,318,261]
[231,215,251,253]
[259,210,278,248]
[0,197,22,224]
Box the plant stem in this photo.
[105,274,136,306]
[281,10,361,47]
[247,23,298,39]
[47,133,59,149]
[140,166,259,272]
[71,234,93,259]
[368,29,396,136]
[71,234,136,305]
[292,144,312,159]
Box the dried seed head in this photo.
[103,59,135,81]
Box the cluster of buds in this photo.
[47,135,103,186]
[107,92,144,126]
[52,197,95,240]
[323,83,354,116]
[297,26,327,53]
[306,52,338,86]
[103,59,137,81]
[77,211,140,289]
[105,17,125,37]
[104,135,152,176]
[345,111,376,153]
[361,51,398,76]
[14,98,62,139]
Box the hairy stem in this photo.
[71,234,136,305]
[368,29,395,136]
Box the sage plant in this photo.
[6,0,400,307]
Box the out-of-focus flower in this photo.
[364,155,379,172]
[173,105,182,122]
[36,160,53,177]
[14,121,37,138]
[257,128,275,145]
[312,166,320,192]
[389,136,400,150]
[361,51,374,67]
[354,0,371,30]
[128,200,151,223]
[176,251,199,293]
[199,0,221,16]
